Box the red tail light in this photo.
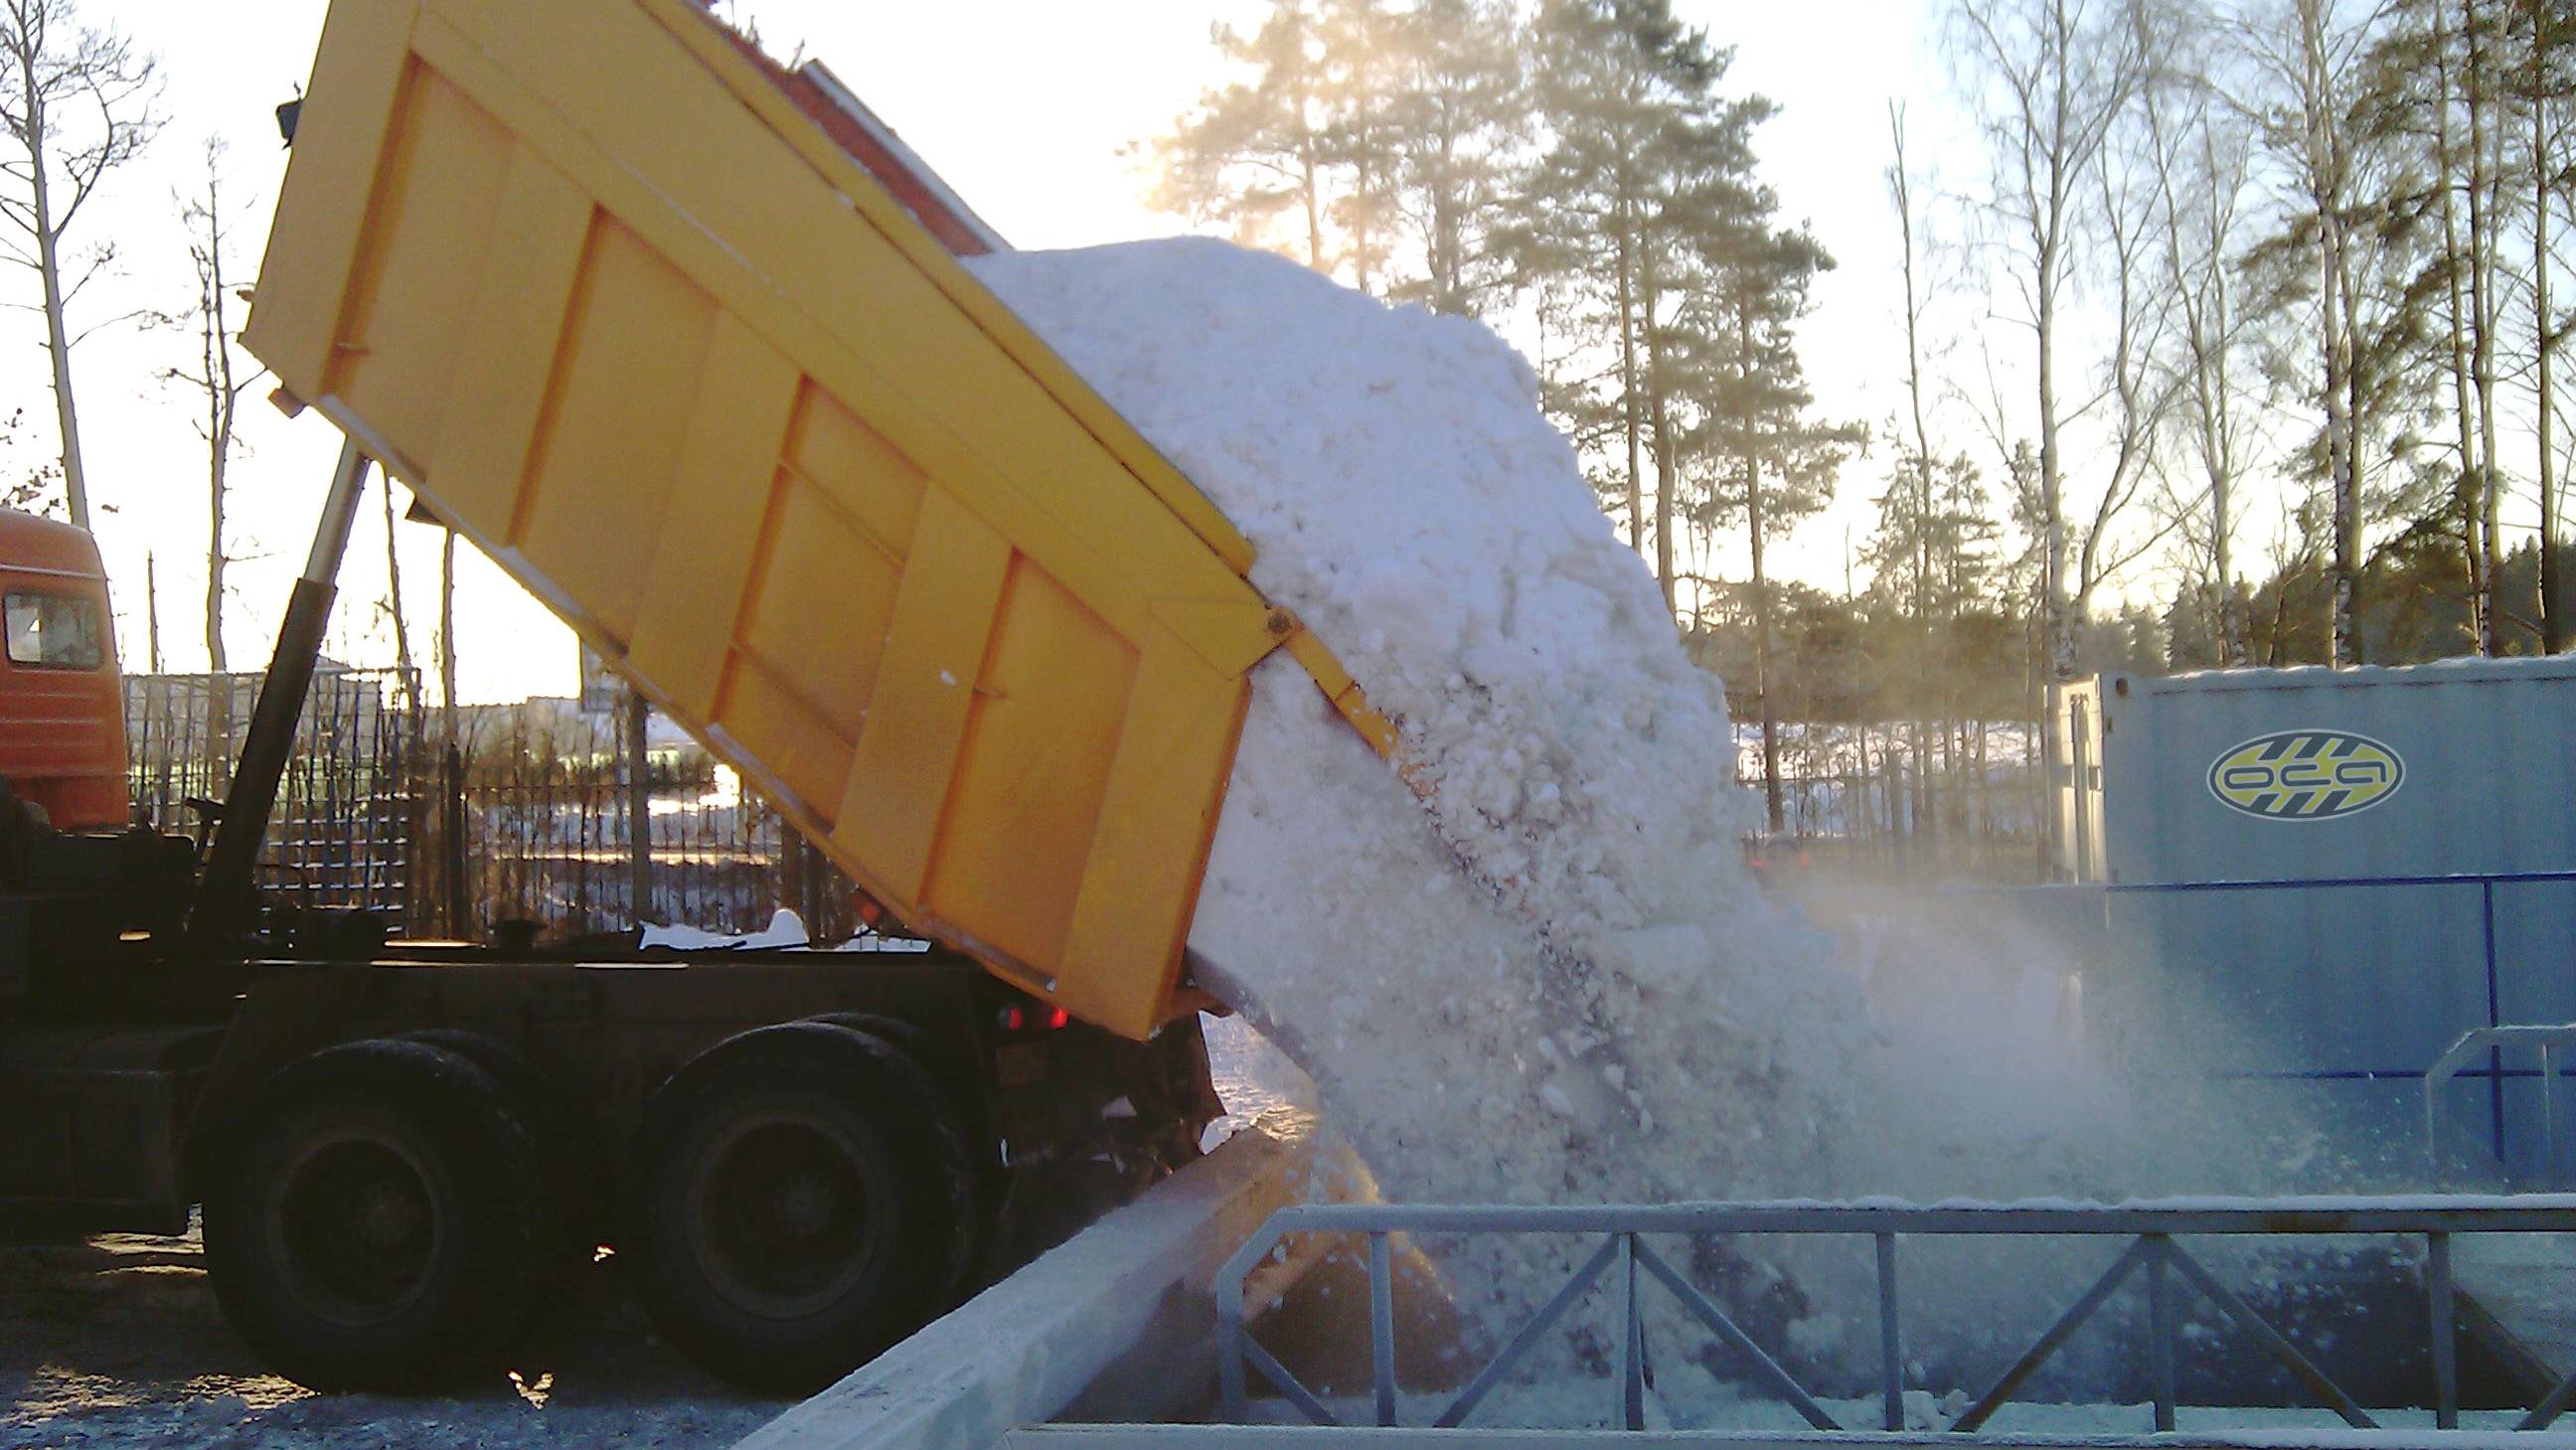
[1046,1007,1070,1031]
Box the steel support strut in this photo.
[187,439,373,940]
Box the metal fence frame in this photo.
[1214,1197,2576,1436]
[2430,1025,2576,1187]
[124,667,419,918]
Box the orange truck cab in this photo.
[0,509,128,831]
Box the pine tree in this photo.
[1509,0,1776,596]
[1149,3,1335,270]
[1690,225,1858,832]
[1382,0,1524,314]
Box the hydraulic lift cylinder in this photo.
[187,440,374,940]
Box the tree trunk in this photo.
[2541,3,2565,652]
[1747,454,1783,835]
[2210,269,2246,665]
[205,419,228,673]
[2299,0,2363,667]
[2038,257,2070,683]
[382,483,415,710]
[1896,107,1939,852]
[20,74,85,528]
[2325,203,2362,665]
[2436,17,2488,640]
[1613,202,1644,555]
[144,551,160,672]
[2465,0,2503,654]
[1641,258,1675,614]
[2035,202,2071,869]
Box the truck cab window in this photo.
[4,589,104,670]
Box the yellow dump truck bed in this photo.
[244,0,1391,1040]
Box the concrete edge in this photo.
[732,1110,1351,1450]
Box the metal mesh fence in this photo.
[1735,719,2046,882]
[439,707,799,939]
[123,667,420,918]
[122,673,854,941]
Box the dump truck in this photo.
[0,0,1401,1397]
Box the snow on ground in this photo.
[636,908,930,952]
[0,1228,783,1449]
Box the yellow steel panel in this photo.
[630,0,1260,577]
[244,0,419,396]
[738,473,902,742]
[1054,643,1250,1040]
[250,0,1408,1037]
[630,312,801,716]
[413,0,1274,671]
[514,215,718,644]
[717,658,849,819]
[923,559,1137,972]
[326,65,513,470]
[789,390,926,561]
[426,141,595,529]
[833,489,1010,891]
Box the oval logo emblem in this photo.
[2207,729,2404,821]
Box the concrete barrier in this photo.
[733,1110,1347,1450]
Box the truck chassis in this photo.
[1,935,1215,1392]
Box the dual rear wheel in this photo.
[201,1021,972,1393]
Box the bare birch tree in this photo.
[0,0,156,528]
[1953,0,2147,870]
[2534,0,2565,650]
[2145,25,2264,663]
[163,137,261,676]
[1955,0,2151,677]
[2235,0,2380,664]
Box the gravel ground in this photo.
[0,1227,789,1449]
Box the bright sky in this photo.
[49,0,1968,703]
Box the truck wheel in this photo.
[400,1029,595,1312]
[202,1039,551,1389]
[623,1020,974,1392]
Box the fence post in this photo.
[2428,1231,2458,1429]
[442,742,468,938]
[2144,1234,2176,1432]
[625,686,653,928]
[1876,1232,1902,1431]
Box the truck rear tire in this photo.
[202,1038,554,1389]
[622,1020,975,1392]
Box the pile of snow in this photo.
[968,241,2370,1375]
[976,238,1854,1193]
[971,241,1862,1339]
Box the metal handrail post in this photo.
[1368,1231,1395,1427]
[2428,1230,2458,1429]
[1875,1232,1903,1432]
[2143,1235,2176,1432]
[1620,1233,1645,1431]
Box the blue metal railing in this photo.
[1214,1197,2576,1436]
